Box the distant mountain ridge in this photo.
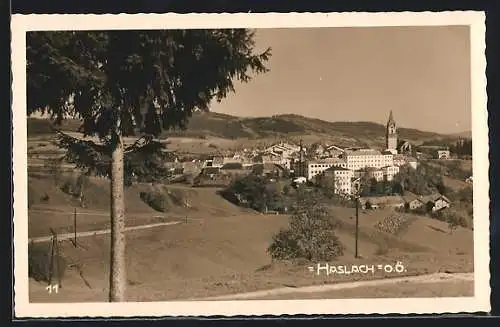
[27,112,467,148]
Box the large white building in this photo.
[323,166,354,196]
[393,154,418,169]
[306,158,348,180]
[383,165,400,181]
[366,165,400,182]
[341,149,394,171]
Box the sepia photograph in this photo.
[12,12,490,317]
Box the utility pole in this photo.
[355,195,359,258]
[354,178,362,259]
[73,208,77,247]
[299,138,304,178]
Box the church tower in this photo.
[386,110,398,152]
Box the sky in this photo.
[209,26,471,134]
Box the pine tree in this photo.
[27,29,271,301]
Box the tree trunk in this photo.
[109,134,127,302]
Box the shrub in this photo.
[140,188,169,212]
[167,189,185,206]
[28,242,67,284]
[267,189,344,261]
[60,178,77,196]
[441,208,470,233]
[40,193,50,202]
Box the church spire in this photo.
[387,110,395,126]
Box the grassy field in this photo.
[27,173,474,302]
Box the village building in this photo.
[264,142,301,159]
[364,165,401,183]
[252,163,287,178]
[358,195,406,210]
[402,192,423,210]
[341,149,394,171]
[220,162,250,175]
[437,149,451,160]
[200,166,221,178]
[310,142,326,156]
[306,157,348,180]
[325,144,345,153]
[222,153,255,167]
[382,165,400,181]
[406,157,418,169]
[204,156,225,168]
[392,154,418,169]
[366,167,385,182]
[419,194,451,212]
[392,154,407,167]
[261,153,291,170]
[322,166,354,196]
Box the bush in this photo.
[223,175,282,212]
[267,189,344,261]
[40,193,50,202]
[167,189,185,206]
[28,242,67,284]
[140,188,169,212]
[441,208,470,232]
[60,177,77,196]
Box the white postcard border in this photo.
[11,11,490,317]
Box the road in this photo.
[29,221,181,244]
[196,272,474,301]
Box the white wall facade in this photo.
[343,150,394,171]
[307,159,348,180]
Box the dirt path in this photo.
[196,272,474,301]
[29,208,168,218]
[29,221,181,244]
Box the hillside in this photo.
[28,172,473,302]
[27,112,453,148]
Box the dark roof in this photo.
[359,195,405,205]
[325,166,350,172]
[402,192,419,202]
[419,194,451,204]
[202,167,221,175]
[221,162,244,170]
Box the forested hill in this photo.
[27,112,467,145]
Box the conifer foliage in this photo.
[27,29,271,301]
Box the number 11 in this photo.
[46,284,59,294]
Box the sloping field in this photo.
[330,206,473,256]
[27,175,249,237]
[26,172,474,302]
[28,191,474,303]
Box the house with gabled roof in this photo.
[401,192,422,210]
[418,193,451,212]
[358,195,406,210]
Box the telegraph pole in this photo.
[299,139,304,177]
[355,195,359,258]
